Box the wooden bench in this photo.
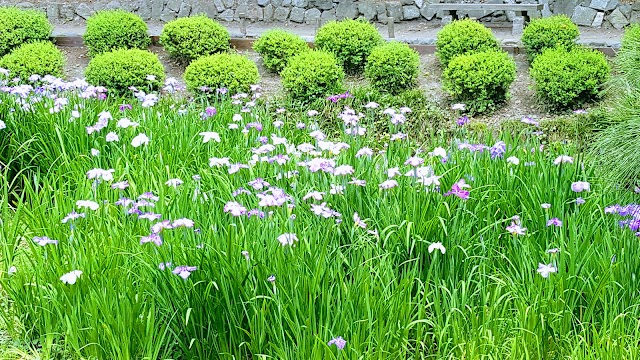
[427,3,544,35]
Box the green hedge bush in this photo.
[364,42,420,94]
[435,19,500,68]
[85,49,164,95]
[184,53,259,95]
[160,15,230,64]
[281,51,344,101]
[253,29,309,73]
[84,10,151,57]
[521,15,579,62]
[530,47,610,110]
[0,41,64,80]
[0,7,52,57]
[443,50,516,114]
[315,19,383,74]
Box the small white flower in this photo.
[76,200,100,211]
[131,133,149,147]
[541,203,551,209]
[507,156,520,166]
[60,270,83,284]
[106,132,119,142]
[277,233,298,246]
[553,155,574,165]
[199,131,221,143]
[0,120,6,130]
[537,263,557,278]
[165,178,183,188]
[8,266,17,275]
[428,242,446,254]
[429,147,447,158]
[451,103,465,111]
[146,75,157,81]
[71,110,81,119]
[91,148,100,157]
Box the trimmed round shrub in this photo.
[443,50,516,114]
[253,29,309,73]
[0,7,52,57]
[184,53,259,95]
[0,41,64,80]
[436,19,500,68]
[315,19,383,74]
[85,49,165,95]
[530,46,610,110]
[281,51,344,101]
[521,15,579,62]
[84,10,151,57]
[365,42,420,94]
[160,15,230,64]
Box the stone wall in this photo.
[1,0,639,28]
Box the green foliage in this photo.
[443,50,516,114]
[531,47,610,111]
[184,53,259,95]
[84,10,151,57]
[314,19,383,74]
[0,41,64,80]
[521,15,579,62]
[435,19,500,67]
[159,15,230,65]
[501,110,606,145]
[253,29,309,73]
[281,51,344,102]
[0,6,52,57]
[85,49,164,95]
[364,42,420,94]
[590,116,640,186]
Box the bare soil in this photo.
[60,45,559,125]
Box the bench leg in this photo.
[512,16,525,36]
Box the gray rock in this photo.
[151,0,163,18]
[589,0,607,11]
[420,5,436,20]
[246,6,263,19]
[607,7,629,29]
[178,1,192,17]
[290,6,305,22]
[15,2,33,9]
[592,11,604,27]
[606,0,619,11]
[631,11,640,24]
[258,0,269,5]
[292,0,308,7]
[223,0,235,8]
[633,0,640,11]
[493,11,506,21]
[400,0,413,5]
[219,8,235,20]
[105,1,122,10]
[304,8,321,22]
[274,6,290,21]
[358,1,377,20]
[414,0,423,8]
[376,3,387,22]
[166,0,181,12]
[213,0,225,12]
[46,3,60,21]
[192,2,218,17]
[61,4,76,21]
[571,6,597,26]
[441,14,453,24]
[386,1,402,21]
[272,0,283,6]
[314,0,334,10]
[402,5,420,19]
[619,4,632,17]
[321,9,337,21]
[541,3,552,17]
[264,4,274,19]
[282,0,292,7]
[235,4,248,17]
[336,0,359,19]
[160,11,177,22]
[76,3,95,19]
